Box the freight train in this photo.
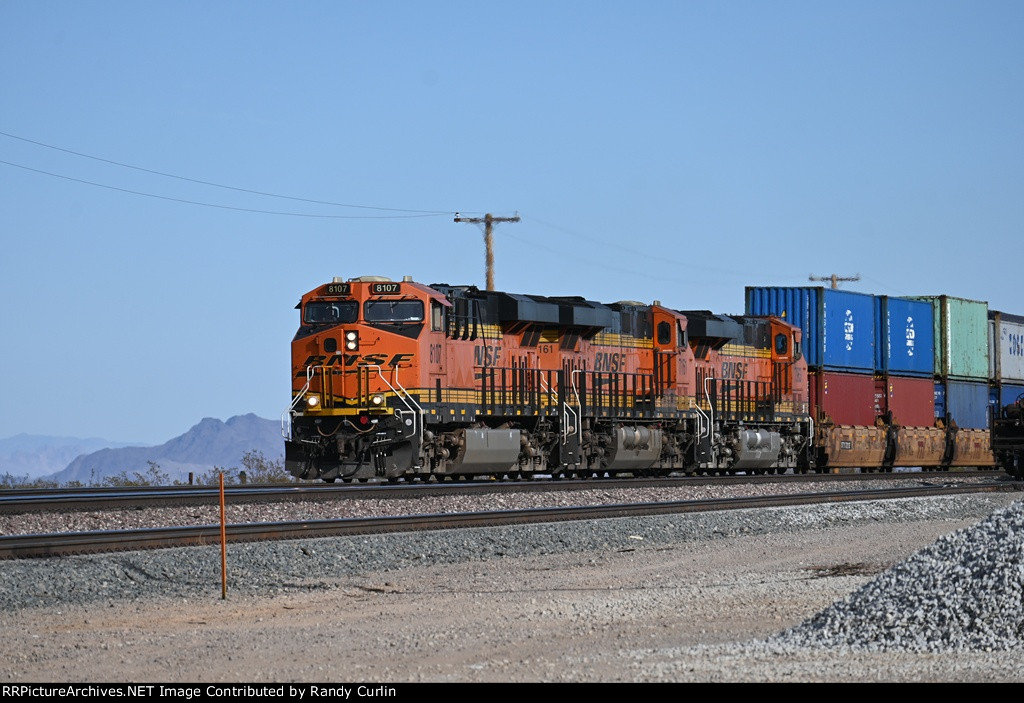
[283,276,1024,482]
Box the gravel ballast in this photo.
[2,490,1023,682]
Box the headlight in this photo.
[345,330,359,350]
[370,394,385,406]
[306,395,320,408]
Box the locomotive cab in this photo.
[285,276,449,481]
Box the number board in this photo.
[325,283,350,295]
[370,282,401,295]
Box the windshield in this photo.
[364,300,424,322]
[303,301,358,325]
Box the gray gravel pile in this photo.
[769,498,1024,653]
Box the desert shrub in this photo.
[100,461,176,487]
[0,472,62,489]
[191,451,294,486]
[2,451,291,488]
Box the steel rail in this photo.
[0,469,1008,514]
[2,481,1019,560]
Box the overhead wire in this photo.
[0,159,447,219]
[0,129,457,218]
[520,214,762,281]
[0,131,830,288]
[493,226,678,282]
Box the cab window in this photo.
[657,321,672,345]
[364,300,424,322]
[304,301,358,325]
[774,333,788,355]
[431,301,444,331]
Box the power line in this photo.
[521,214,754,280]
[0,129,452,215]
[0,159,448,219]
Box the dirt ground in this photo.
[3,515,1020,683]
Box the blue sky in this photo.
[2,2,1021,445]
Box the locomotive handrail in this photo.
[695,403,710,441]
[367,364,424,447]
[565,368,584,445]
[702,376,716,439]
[281,411,292,441]
[537,358,558,402]
[541,377,558,404]
[282,365,319,440]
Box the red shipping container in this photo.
[809,370,878,426]
[878,375,936,428]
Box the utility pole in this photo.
[454,212,520,291]
[809,273,861,290]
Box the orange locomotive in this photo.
[284,276,811,482]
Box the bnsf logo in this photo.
[297,353,414,375]
[721,361,747,379]
[474,345,501,366]
[594,352,626,372]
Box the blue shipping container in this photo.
[935,380,990,430]
[874,296,935,377]
[745,287,875,371]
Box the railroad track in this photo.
[0,469,1005,514]
[2,480,1020,559]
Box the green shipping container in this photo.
[911,295,989,380]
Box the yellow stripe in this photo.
[591,332,653,348]
[720,343,772,358]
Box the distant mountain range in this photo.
[0,435,139,479]
[0,414,285,484]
